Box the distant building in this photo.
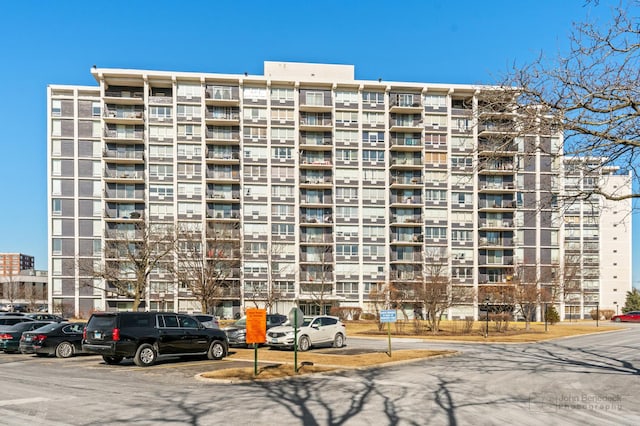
[47,62,632,320]
[0,253,34,276]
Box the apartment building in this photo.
[47,61,632,319]
[0,253,34,276]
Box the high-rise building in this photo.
[47,61,632,319]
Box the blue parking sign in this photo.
[380,309,397,323]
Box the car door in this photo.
[309,317,331,344]
[157,314,183,354]
[177,315,208,353]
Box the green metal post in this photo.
[254,343,258,376]
[387,321,392,357]
[294,308,298,373]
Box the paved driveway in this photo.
[0,325,638,425]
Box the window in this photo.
[150,204,173,217]
[51,179,62,195]
[451,192,472,205]
[363,131,384,144]
[335,111,358,124]
[52,238,62,255]
[337,245,358,256]
[335,91,358,103]
[335,130,358,143]
[149,164,174,178]
[336,149,358,161]
[243,107,267,120]
[271,87,294,101]
[363,169,385,181]
[244,87,267,100]
[423,94,447,108]
[362,150,384,162]
[272,204,294,216]
[425,209,448,220]
[149,126,174,139]
[149,144,174,158]
[451,229,473,241]
[177,144,202,157]
[272,147,293,159]
[336,187,358,200]
[52,120,61,136]
[244,126,267,139]
[425,115,448,127]
[52,159,62,176]
[243,146,268,160]
[305,91,325,106]
[362,245,384,256]
[271,127,294,140]
[271,108,294,121]
[272,223,294,236]
[244,165,267,178]
[363,206,385,219]
[362,188,385,201]
[425,189,447,201]
[451,137,473,150]
[271,185,294,197]
[150,184,173,198]
[336,206,358,219]
[149,106,172,118]
[178,202,201,215]
[244,184,267,197]
[425,227,447,239]
[362,112,384,125]
[52,219,62,236]
[177,105,202,118]
[425,152,447,165]
[363,226,384,238]
[336,225,358,237]
[51,140,62,157]
[177,124,201,137]
[177,183,202,196]
[245,204,268,216]
[451,156,473,168]
[362,91,384,104]
[177,83,201,98]
[271,166,293,179]
[52,100,62,116]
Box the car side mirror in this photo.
[311,324,319,329]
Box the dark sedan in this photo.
[611,311,640,322]
[0,316,33,327]
[0,321,52,353]
[20,322,87,358]
[223,314,287,347]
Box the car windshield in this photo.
[234,318,246,327]
[301,318,314,327]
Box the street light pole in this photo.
[596,301,599,327]
[484,297,490,338]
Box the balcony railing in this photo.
[103,150,144,160]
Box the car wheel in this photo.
[55,341,74,358]
[614,317,621,322]
[102,355,123,365]
[333,333,345,348]
[207,340,226,360]
[298,336,310,352]
[134,343,157,367]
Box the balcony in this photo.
[300,215,333,225]
[103,209,144,221]
[390,176,423,186]
[104,88,144,105]
[103,150,144,163]
[207,191,240,201]
[478,160,516,174]
[300,157,332,168]
[299,115,332,131]
[301,234,333,244]
[478,237,515,248]
[299,176,333,187]
[390,195,422,205]
[103,108,144,125]
[390,136,423,149]
[206,150,240,163]
[205,171,240,182]
[478,200,517,210]
[391,215,422,224]
[391,157,422,167]
[206,127,240,143]
[205,86,239,105]
[300,196,333,205]
[478,219,514,229]
[104,170,145,182]
[104,128,144,142]
[389,94,422,112]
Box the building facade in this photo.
[47,62,632,319]
[0,253,35,276]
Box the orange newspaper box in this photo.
[245,308,267,345]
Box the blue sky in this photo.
[0,0,636,286]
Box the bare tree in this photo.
[83,220,175,312]
[508,263,555,331]
[417,248,474,335]
[174,222,241,315]
[300,243,334,315]
[500,1,640,201]
[1,271,20,309]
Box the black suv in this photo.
[82,312,228,367]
